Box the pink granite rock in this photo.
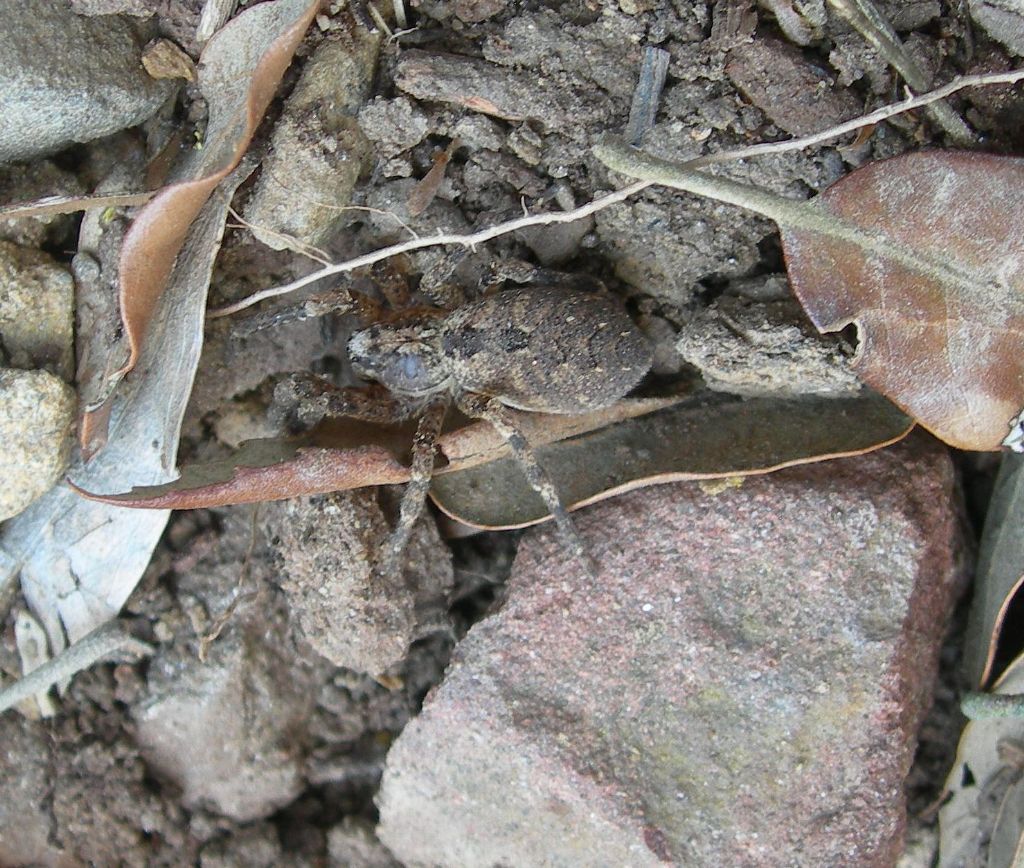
[377,432,964,866]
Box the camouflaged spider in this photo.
[267,263,653,577]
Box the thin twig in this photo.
[210,67,1024,318]
[227,206,333,265]
[209,181,651,316]
[688,67,1024,168]
[0,621,153,716]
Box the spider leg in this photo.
[272,373,410,431]
[480,258,604,295]
[232,286,386,339]
[418,249,469,310]
[455,392,597,577]
[376,396,450,577]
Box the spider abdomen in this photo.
[441,287,652,414]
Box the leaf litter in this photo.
[62,61,1022,655]
[0,0,322,678]
[0,162,251,666]
[595,141,1024,452]
[81,0,320,444]
[0,0,1019,859]
[74,396,683,509]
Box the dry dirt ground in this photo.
[1,0,1022,864]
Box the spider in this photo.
[264,262,653,577]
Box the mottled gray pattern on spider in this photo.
[271,267,653,577]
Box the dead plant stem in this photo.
[0,621,153,716]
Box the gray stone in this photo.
[675,292,860,397]
[0,368,75,522]
[594,191,771,307]
[268,491,454,675]
[0,241,75,379]
[198,825,284,868]
[359,96,430,160]
[517,216,593,267]
[328,817,401,867]
[0,0,174,163]
[726,36,862,136]
[378,434,963,866]
[133,630,317,823]
[244,26,380,251]
[969,0,1024,56]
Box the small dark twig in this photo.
[626,47,671,146]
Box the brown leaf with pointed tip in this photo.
[83,0,319,443]
[781,150,1024,451]
[429,391,913,529]
[69,437,412,509]
[73,396,683,509]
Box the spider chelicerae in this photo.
[261,260,653,577]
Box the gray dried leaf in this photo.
[0,167,250,657]
[964,453,1024,688]
[941,652,1024,867]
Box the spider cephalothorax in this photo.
[348,320,451,399]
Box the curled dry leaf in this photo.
[1,167,249,658]
[940,650,1024,868]
[429,391,913,529]
[83,0,320,441]
[595,140,1024,451]
[72,396,682,509]
[964,452,1024,688]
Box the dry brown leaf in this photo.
[429,391,913,529]
[407,138,459,217]
[72,396,683,509]
[595,141,1024,452]
[782,150,1024,451]
[69,436,412,509]
[82,0,319,443]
